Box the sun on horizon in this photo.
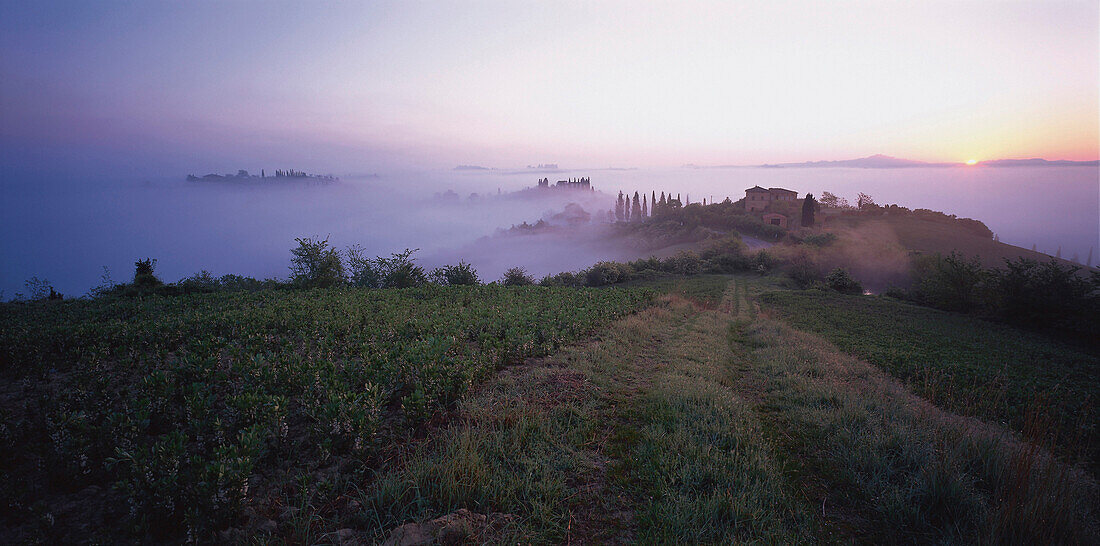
[966,159,978,165]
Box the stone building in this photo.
[745,186,798,211]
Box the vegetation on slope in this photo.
[353,276,1098,544]
[0,285,652,542]
[760,290,1099,468]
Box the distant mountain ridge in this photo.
[692,154,1099,169]
[977,158,1100,167]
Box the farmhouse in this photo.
[745,186,798,211]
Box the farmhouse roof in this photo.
[768,187,797,194]
[746,185,769,192]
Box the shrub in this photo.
[664,251,703,276]
[376,249,426,288]
[23,277,62,301]
[752,250,776,275]
[133,258,163,289]
[803,232,838,247]
[289,237,346,288]
[911,252,988,312]
[825,267,863,294]
[990,258,1099,338]
[346,244,381,288]
[429,261,480,286]
[501,267,535,286]
[584,262,632,286]
[539,271,583,287]
[786,253,823,289]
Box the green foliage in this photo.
[785,252,823,289]
[428,261,480,286]
[21,277,61,301]
[133,258,163,289]
[761,290,1099,467]
[908,254,1098,343]
[583,261,633,286]
[345,244,381,287]
[990,258,1099,339]
[0,285,654,541]
[501,267,535,286]
[801,232,837,247]
[911,252,988,312]
[375,249,427,288]
[800,194,816,227]
[538,271,584,287]
[289,237,346,288]
[824,267,862,294]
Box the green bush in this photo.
[501,267,535,286]
[911,252,988,312]
[429,261,480,286]
[825,267,863,294]
[376,249,427,288]
[802,232,837,247]
[289,238,346,288]
[584,262,632,286]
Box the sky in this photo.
[1,1,1098,174]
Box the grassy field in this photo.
[3,274,1097,543]
[0,285,653,542]
[347,275,1097,543]
[759,290,1099,466]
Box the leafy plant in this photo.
[290,237,346,288]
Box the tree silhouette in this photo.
[801,193,816,227]
[642,194,648,218]
[631,192,641,221]
[615,192,625,221]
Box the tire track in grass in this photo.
[726,276,1100,544]
[359,282,817,543]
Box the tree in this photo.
[801,193,816,227]
[429,260,480,285]
[631,192,641,221]
[133,258,163,289]
[825,268,862,294]
[857,192,876,210]
[346,244,380,287]
[615,192,625,222]
[651,191,657,216]
[501,267,535,286]
[819,191,840,208]
[642,194,648,218]
[290,237,346,288]
[375,248,426,288]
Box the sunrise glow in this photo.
[967,159,978,165]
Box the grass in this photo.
[759,289,1099,466]
[353,274,1099,543]
[730,276,1099,543]
[4,273,1097,543]
[357,283,814,543]
[0,285,653,543]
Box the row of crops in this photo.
[0,285,653,540]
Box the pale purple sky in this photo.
[2,1,1097,174]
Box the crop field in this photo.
[0,285,653,542]
[760,290,1099,466]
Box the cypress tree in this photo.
[632,192,641,221]
[615,192,625,222]
[642,194,648,218]
[801,193,816,227]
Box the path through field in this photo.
[364,276,1098,544]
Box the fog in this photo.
[1,166,1096,297]
[0,170,622,296]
